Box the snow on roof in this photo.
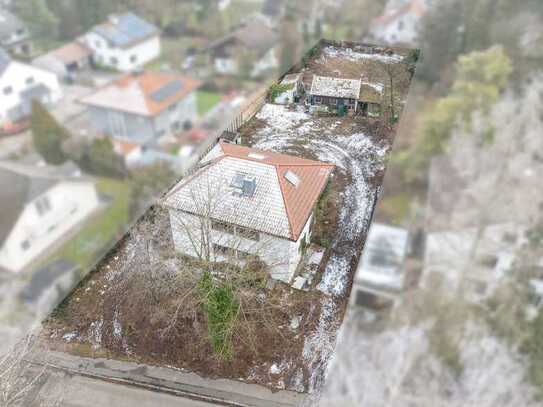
[310,75,361,99]
[165,142,334,240]
[280,73,301,85]
[355,223,408,289]
[80,71,201,116]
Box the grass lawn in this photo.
[196,91,222,116]
[48,178,131,272]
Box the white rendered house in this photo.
[83,13,160,72]
[163,142,334,283]
[0,161,100,273]
[0,48,62,131]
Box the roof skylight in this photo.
[284,170,300,187]
[248,153,266,160]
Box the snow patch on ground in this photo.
[62,332,79,342]
[321,45,405,64]
[256,104,309,130]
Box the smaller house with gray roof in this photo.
[0,161,100,273]
[82,12,160,72]
[206,16,278,77]
[308,75,383,117]
[0,9,31,56]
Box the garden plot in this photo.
[243,103,391,394]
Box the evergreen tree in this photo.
[79,138,126,178]
[31,101,68,165]
[15,0,59,43]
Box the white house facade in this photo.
[80,71,201,146]
[0,49,62,130]
[0,161,100,273]
[83,13,160,72]
[164,142,334,283]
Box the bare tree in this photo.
[0,334,63,407]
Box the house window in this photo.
[130,54,138,63]
[330,98,337,105]
[110,57,118,65]
[3,86,12,95]
[213,243,236,257]
[183,120,192,131]
[26,77,34,86]
[398,21,404,31]
[16,29,25,36]
[314,96,322,104]
[35,195,51,216]
[21,240,30,251]
[236,225,260,241]
[211,220,235,234]
[168,103,177,112]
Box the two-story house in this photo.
[0,9,31,56]
[163,142,334,283]
[80,71,201,146]
[0,161,100,273]
[0,48,62,132]
[82,12,160,72]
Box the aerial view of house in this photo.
[81,12,160,72]
[0,48,62,132]
[206,16,277,77]
[0,160,100,273]
[42,39,417,404]
[165,142,334,282]
[0,8,31,56]
[80,70,201,146]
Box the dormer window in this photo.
[230,172,256,197]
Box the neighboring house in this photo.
[206,17,277,77]
[82,12,160,72]
[80,71,201,146]
[112,138,143,169]
[351,223,409,308]
[164,142,334,283]
[274,73,303,105]
[0,161,100,273]
[0,48,62,132]
[19,259,78,318]
[0,9,31,56]
[308,75,383,117]
[370,0,427,45]
[423,223,521,303]
[33,41,92,80]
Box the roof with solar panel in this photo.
[80,71,201,116]
[91,13,158,49]
[164,142,335,241]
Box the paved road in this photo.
[61,375,217,407]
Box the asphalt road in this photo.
[61,375,219,407]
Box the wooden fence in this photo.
[186,87,268,176]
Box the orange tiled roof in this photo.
[218,142,335,240]
[81,71,201,117]
[115,71,201,116]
